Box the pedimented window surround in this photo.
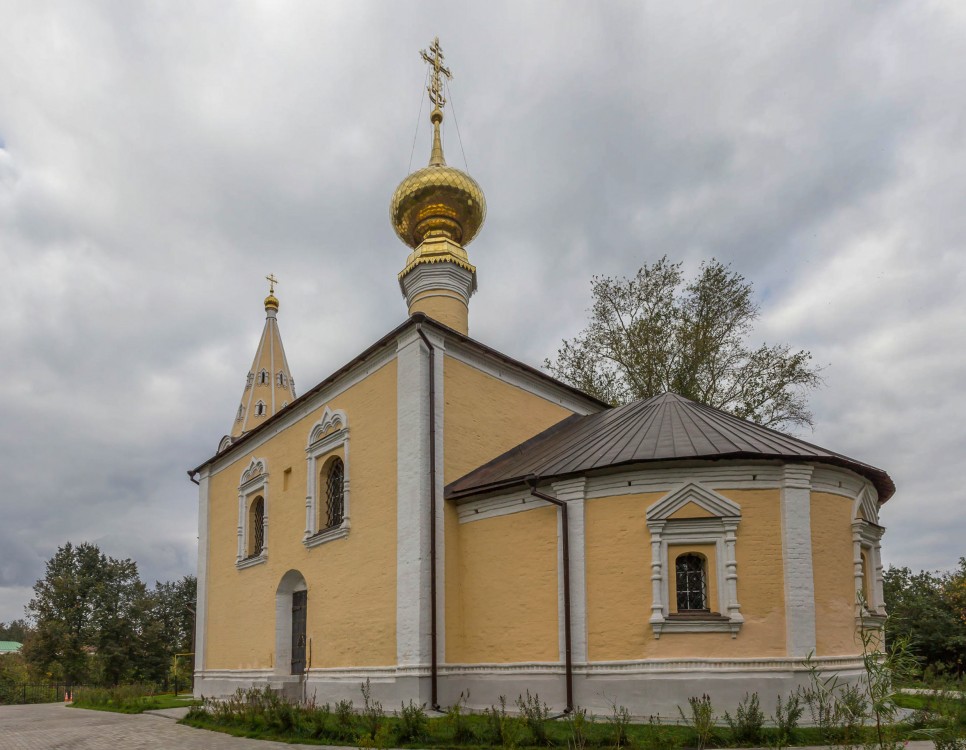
[646,482,743,638]
[304,407,350,548]
[237,457,269,569]
[853,485,886,627]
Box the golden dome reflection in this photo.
[390,159,486,249]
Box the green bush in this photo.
[723,692,764,746]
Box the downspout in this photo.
[415,326,441,710]
[527,477,574,713]
[188,471,200,486]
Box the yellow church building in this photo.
[189,41,895,716]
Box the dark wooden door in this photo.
[291,590,306,675]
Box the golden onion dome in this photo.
[391,109,486,249]
[264,292,279,312]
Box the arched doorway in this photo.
[275,570,308,676]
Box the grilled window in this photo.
[322,458,345,529]
[248,497,265,557]
[675,553,708,611]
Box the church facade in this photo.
[190,41,894,716]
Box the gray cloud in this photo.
[0,1,963,621]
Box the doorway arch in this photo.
[275,570,308,676]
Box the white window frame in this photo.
[303,407,350,548]
[853,486,886,627]
[237,457,269,569]
[646,482,743,638]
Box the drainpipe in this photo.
[415,326,441,710]
[527,477,574,713]
[188,471,200,486]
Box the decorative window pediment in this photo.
[646,482,741,523]
[237,457,269,569]
[304,407,350,548]
[646,482,743,638]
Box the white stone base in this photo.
[196,656,865,719]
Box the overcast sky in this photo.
[1,1,964,624]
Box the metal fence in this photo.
[0,683,84,705]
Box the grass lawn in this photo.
[72,693,201,714]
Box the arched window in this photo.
[259,369,269,385]
[246,372,255,389]
[322,457,345,530]
[276,371,287,387]
[675,553,708,611]
[248,496,265,557]
[236,405,244,421]
[255,400,266,417]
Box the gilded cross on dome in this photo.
[265,273,278,294]
[420,37,451,111]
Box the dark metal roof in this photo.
[188,313,607,476]
[446,392,895,502]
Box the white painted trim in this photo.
[781,465,817,657]
[303,407,350,545]
[236,457,269,568]
[400,262,475,309]
[553,478,588,664]
[646,483,743,638]
[458,491,552,523]
[396,329,434,669]
[433,335,446,665]
[194,468,210,674]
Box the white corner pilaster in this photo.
[396,329,433,669]
[194,468,210,677]
[552,478,588,665]
[649,521,665,637]
[781,464,816,657]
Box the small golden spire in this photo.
[264,273,279,312]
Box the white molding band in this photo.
[781,465,817,657]
[400,262,476,309]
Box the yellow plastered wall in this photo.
[203,358,398,670]
[585,489,786,660]
[441,356,575,484]
[811,491,858,656]
[442,354,578,663]
[448,505,560,663]
[409,293,469,335]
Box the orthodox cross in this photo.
[266,273,278,294]
[420,37,451,111]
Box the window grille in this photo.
[675,553,708,611]
[324,458,345,529]
[249,497,265,556]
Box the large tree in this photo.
[545,257,822,431]
[24,542,149,684]
[884,560,966,675]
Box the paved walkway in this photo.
[0,702,336,749]
[0,702,944,750]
